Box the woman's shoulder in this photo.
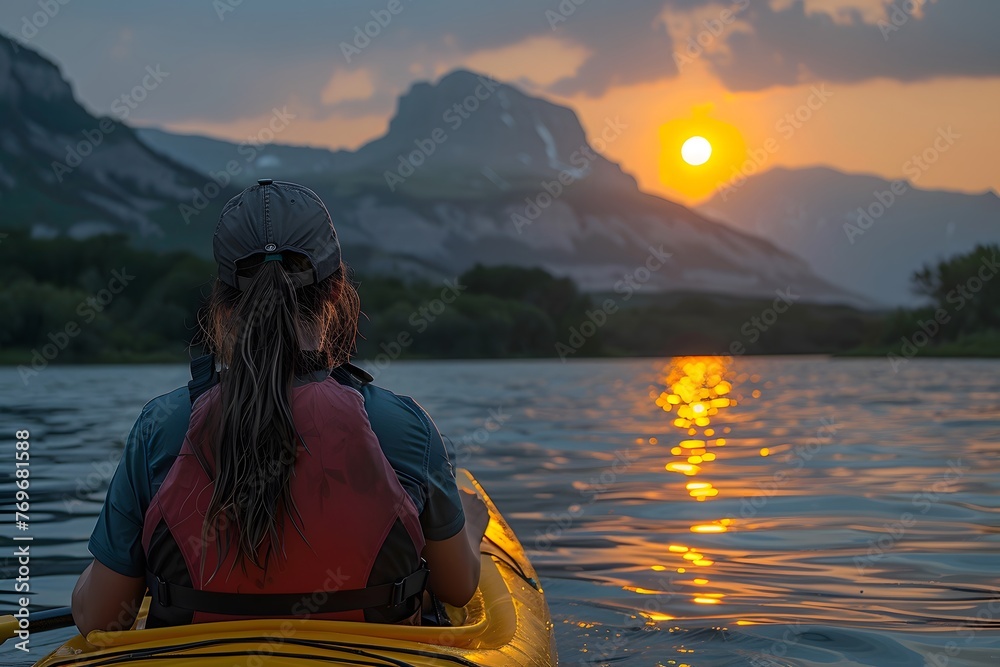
[358,382,436,439]
[133,386,194,486]
[137,386,193,429]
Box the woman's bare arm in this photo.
[422,491,490,607]
[71,560,146,636]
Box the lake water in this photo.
[1,357,999,666]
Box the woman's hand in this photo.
[460,489,490,551]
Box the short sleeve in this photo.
[88,411,152,577]
[414,405,466,541]
[328,381,467,543]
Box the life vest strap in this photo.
[187,354,219,405]
[145,563,428,617]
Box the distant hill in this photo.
[699,166,1000,306]
[0,34,235,252]
[137,126,349,181]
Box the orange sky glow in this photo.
[159,1,1000,207]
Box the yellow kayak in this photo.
[33,470,557,666]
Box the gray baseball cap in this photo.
[214,179,342,290]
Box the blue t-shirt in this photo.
[88,366,466,578]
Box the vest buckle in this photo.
[156,576,172,608]
[389,577,406,607]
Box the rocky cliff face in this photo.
[0,35,231,251]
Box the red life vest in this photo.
[140,376,426,624]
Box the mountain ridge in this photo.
[137,69,864,304]
[0,34,236,251]
[699,165,1000,305]
[0,36,861,305]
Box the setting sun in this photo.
[681,136,712,166]
[659,108,747,203]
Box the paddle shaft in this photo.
[0,606,74,644]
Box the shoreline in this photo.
[2,348,998,367]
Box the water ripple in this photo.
[2,358,999,665]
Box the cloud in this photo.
[110,27,133,60]
[160,107,388,152]
[321,68,375,106]
[3,0,998,135]
[707,0,1000,91]
[456,35,589,88]
[546,1,679,96]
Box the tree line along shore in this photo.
[1,232,997,369]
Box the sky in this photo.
[2,0,998,205]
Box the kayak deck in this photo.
[33,470,556,666]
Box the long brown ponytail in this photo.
[195,254,360,572]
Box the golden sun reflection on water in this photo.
[655,356,737,502]
[643,356,761,617]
